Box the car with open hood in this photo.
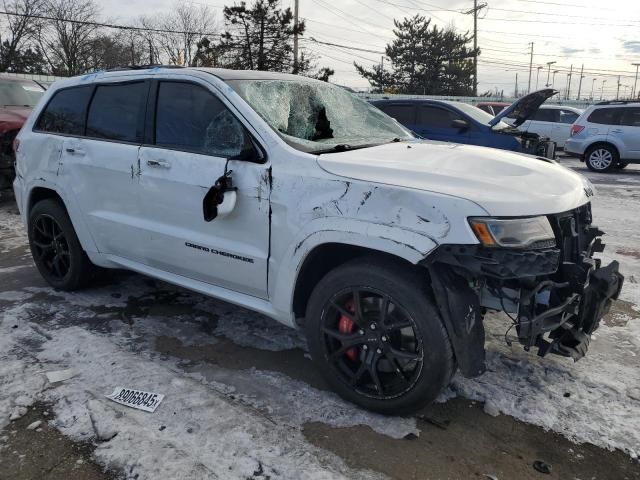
[0,76,45,192]
[370,89,558,158]
[13,68,623,414]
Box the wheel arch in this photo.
[585,141,620,159]
[25,183,99,256]
[291,242,419,322]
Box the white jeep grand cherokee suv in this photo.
[13,67,623,414]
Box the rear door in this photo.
[609,107,640,160]
[415,104,471,143]
[136,79,271,298]
[522,108,557,140]
[63,80,148,259]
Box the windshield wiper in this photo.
[315,143,385,155]
[4,104,31,107]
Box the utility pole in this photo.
[527,42,534,94]
[601,79,607,100]
[293,0,299,73]
[515,72,519,97]
[566,64,573,100]
[616,75,621,100]
[632,63,640,99]
[552,69,559,87]
[591,78,596,100]
[535,65,543,90]
[380,56,384,93]
[545,61,556,87]
[463,1,487,96]
[577,65,584,100]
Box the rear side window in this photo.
[559,110,579,124]
[86,82,147,143]
[587,108,622,125]
[531,109,558,122]
[620,107,640,127]
[378,104,415,125]
[155,82,248,158]
[35,86,93,135]
[418,105,462,128]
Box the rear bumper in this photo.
[564,139,585,157]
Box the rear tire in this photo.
[28,199,96,290]
[585,144,617,172]
[304,257,455,415]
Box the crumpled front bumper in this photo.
[518,259,623,360]
[425,203,625,367]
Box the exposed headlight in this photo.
[468,216,556,249]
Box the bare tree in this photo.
[0,0,44,71]
[36,0,100,75]
[154,2,216,66]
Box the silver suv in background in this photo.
[565,101,640,172]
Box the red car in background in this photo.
[475,101,511,116]
[0,76,45,191]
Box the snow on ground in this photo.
[1,164,640,475]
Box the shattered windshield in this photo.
[228,79,413,153]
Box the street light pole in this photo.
[545,61,556,87]
[601,79,607,100]
[577,65,584,100]
[535,65,543,90]
[591,78,596,100]
[527,42,534,94]
[552,69,559,87]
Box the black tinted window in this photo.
[620,108,640,127]
[559,110,579,124]
[378,104,415,125]
[35,86,92,135]
[418,105,461,128]
[155,82,248,157]
[531,108,558,122]
[86,82,147,142]
[588,108,622,125]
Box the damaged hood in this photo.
[317,141,593,217]
[490,88,558,127]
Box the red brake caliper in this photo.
[338,299,358,361]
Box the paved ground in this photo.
[1,158,640,480]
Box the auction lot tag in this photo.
[106,387,164,413]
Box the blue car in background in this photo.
[369,89,558,158]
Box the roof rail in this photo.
[105,64,185,72]
[595,100,639,106]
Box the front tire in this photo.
[304,257,455,415]
[585,144,617,172]
[28,199,95,290]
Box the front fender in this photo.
[269,217,439,325]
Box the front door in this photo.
[136,80,270,298]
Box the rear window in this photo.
[377,104,415,125]
[86,82,147,143]
[35,86,93,135]
[587,107,622,125]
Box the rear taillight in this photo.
[570,125,585,136]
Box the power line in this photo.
[0,9,218,36]
[306,37,384,55]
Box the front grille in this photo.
[547,203,592,263]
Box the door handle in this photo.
[65,147,85,155]
[146,159,171,168]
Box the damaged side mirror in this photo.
[203,170,238,222]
